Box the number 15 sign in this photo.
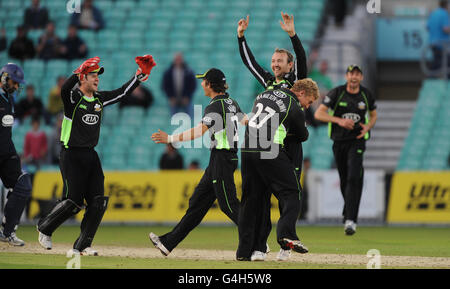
[377,18,430,61]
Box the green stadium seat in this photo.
[160,0,182,10]
[257,0,276,9]
[397,79,449,170]
[184,0,203,9]
[46,60,68,72]
[173,20,197,32]
[149,20,171,32]
[191,40,215,52]
[276,0,300,10]
[24,60,45,75]
[103,9,128,21]
[124,19,148,32]
[114,0,137,10]
[207,0,227,9]
[2,0,23,9]
[103,153,128,170]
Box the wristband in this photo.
[168,135,174,143]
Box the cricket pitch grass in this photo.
[1,225,450,269]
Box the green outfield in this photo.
[1,225,450,269]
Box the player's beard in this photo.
[272,66,285,79]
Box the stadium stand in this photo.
[397,80,450,171]
[2,0,330,171]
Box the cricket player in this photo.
[149,68,245,256]
[37,55,156,255]
[237,78,319,261]
[0,63,31,246]
[237,12,308,261]
[314,65,377,235]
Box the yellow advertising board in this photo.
[387,171,450,223]
[30,170,281,223]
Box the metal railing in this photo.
[306,38,376,91]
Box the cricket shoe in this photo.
[344,220,356,236]
[250,251,266,261]
[0,229,25,246]
[81,247,98,256]
[149,232,170,256]
[37,228,52,250]
[280,238,309,254]
[277,249,291,261]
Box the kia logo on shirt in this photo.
[82,114,99,125]
[273,90,287,98]
[342,113,361,123]
[2,115,14,127]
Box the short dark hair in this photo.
[31,115,40,124]
[206,80,228,93]
[440,0,448,8]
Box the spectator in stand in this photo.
[36,22,62,60]
[22,116,48,170]
[0,29,6,52]
[309,60,334,92]
[8,26,35,61]
[119,84,154,109]
[15,85,44,123]
[159,144,184,170]
[46,76,65,121]
[161,53,197,117]
[188,160,200,170]
[23,0,49,30]
[306,52,334,127]
[70,0,105,31]
[427,0,450,73]
[333,0,348,28]
[60,25,88,60]
[46,113,63,165]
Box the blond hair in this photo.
[291,78,320,100]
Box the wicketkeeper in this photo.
[37,55,156,255]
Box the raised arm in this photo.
[101,55,156,106]
[60,74,79,99]
[237,15,272,88]
[280,12,307,80]
[99,76,140,106]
